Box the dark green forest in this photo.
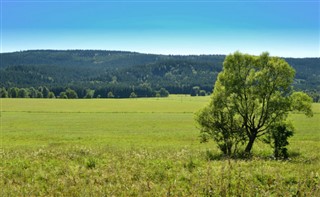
[0,50,319,100]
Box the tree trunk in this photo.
[245,133,257,154]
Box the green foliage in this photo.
[130,92,137,98]
[42,86,50,98]
[59,92,68,99]
[2,86,57,99]
[196,52,313,157]
[199,90,206,96]
[9,87,19,98]
[191,86,200,96]
[306,90,320,103]
[17,88,29,98]
[28,87,38,98]
[107,91,115,98]
[291,92,313,117]
[263,123,294,159]
[86,158,96,169]
[191,86,207,96]
[196,101,247,156]
[84,89,95,99]
[159,88,169,97]
[184,158,196,172]
[38,86,43,94]
[0,87,8,98]
[48,92,56,98]
[36,91,43,98]
[65,88,78,99]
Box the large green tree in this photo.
[196,52,313,156]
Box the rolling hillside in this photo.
[1,50,319,98]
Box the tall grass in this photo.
[1,96,319,196]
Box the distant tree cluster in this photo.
[0,86,55,98]
[0,86,170,99]
[304,90,320,103]
[190,86,207,96]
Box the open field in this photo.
[1,96,319,196]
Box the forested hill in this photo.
[0,50,319,99]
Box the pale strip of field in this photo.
[2,96,318,113]
[1,96,319,148]
[1,95,210,113]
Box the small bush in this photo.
[86,158,96,169]
[184,159,196,172]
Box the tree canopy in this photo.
[196,52,313,158]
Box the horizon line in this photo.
[1,49,319,59]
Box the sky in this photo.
[1,0,319,57]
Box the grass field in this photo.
[1,95,319,196]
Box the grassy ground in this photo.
[1,95,319,196]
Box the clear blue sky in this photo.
[1,0,319,57]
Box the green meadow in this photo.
[1,95,319,196]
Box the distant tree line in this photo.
[190,86,208,96]
[0,50,319,101]
[0,86,55,98]
[0,86,170,99]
